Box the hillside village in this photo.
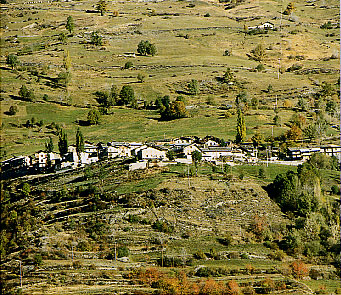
[1,0,340,294]
[2,135,341,179]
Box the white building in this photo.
[183,144,201,159]
[136,146,167,161]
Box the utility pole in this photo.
[187,164,190,188]
[114,242,117,261]
[71,246,74,262]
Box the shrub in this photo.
[195,266,227,277]
[152,220,174,233]
[117,246,129,258]
[290,260,309,279]
[331,185,340,195]
[33,253,43,266]
[269,249,285,261]
[217,233,233,246]
[223,49,231,56]
[8,105,18,115]
[124,61,133,69]
[255,64,265,72]
[193,250,207,260]
[73,260,82,269]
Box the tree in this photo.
[222,68,235,84]
[66,16,74,34]
[191,150,202,176]
[6,54,19,69]
[250,44,265,62]
[166,150,175,161]
[58,32,68,44]
[258,166,266,179]
[251,97,258,109]
[22,183,31,197]
[96,0,107,16]
[137,72,146,83]
[290,260,309,279]
[283,2,295,15]
[285,125,302,140]
[87,109,101,125]
[137,40,157,56]
[124,61,133,69]
[188,79,200,95]
[90,31,102,46]
[325,100,337,116]
[235,109,246,144]
[57,70,71,87]
[8,105,18,115]
[169,100,188,119]
[18,85,35,101]
[119,85,135,105]
[251,132,263,147]
[58,129,68,155]
[63,49,72,72]
[159,99,188,120]
[273,114,280,126]
[76,128,84,155]
[45,137,54,153]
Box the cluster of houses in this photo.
[2,136,341,179]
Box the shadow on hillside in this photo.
[75,119,91,126]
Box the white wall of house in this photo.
[183,144,200,158]
[137,147,166,160]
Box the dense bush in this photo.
[152,220,174,233]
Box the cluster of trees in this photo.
[155,95,188,120]
[267,159,340,262]
[137,40,157,56]
[94,85,136,108]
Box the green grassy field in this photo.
[1,0,339,158]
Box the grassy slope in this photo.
[0,0,339,158]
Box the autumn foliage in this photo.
[129,268,242,295]
[290,260,309,279]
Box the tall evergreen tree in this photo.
[58,129,68,155]
[236,109,246,144]
[76,127,84,155]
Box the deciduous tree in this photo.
[119,85,135,105]
[66,16,74,34]
[45,137,54,153]
[96,0,107,16]
[6,54,19,69]
[76,127,84,155]
[87,109,101,125]
[235,109,246,143]
[58,129,68,155]
[250,44,266,62]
